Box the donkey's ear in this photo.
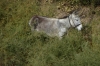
[68,8,80,15]
[72,8,81,15]
[72,10,78,15]
[68,10,78,15]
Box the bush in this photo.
[0,0,100,66]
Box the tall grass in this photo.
[0,0,100,66]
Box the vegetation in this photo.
[0,0,100,66]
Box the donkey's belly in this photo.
[38,21,59,36]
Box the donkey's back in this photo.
[29,16,61,37]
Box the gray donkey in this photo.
[29,11,82,38]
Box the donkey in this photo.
[29,11,82,38]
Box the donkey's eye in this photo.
[75,19,78,21]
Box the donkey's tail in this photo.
[29,15,39,29]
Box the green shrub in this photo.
[0,0,100,66]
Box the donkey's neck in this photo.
[58,18,71,28]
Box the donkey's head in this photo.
[69,10,82,31]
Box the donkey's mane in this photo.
[58,15,69,19]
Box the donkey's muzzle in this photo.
[76,24,82,31]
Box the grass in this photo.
[0,0,100,66]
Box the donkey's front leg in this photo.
[58,27,67,39]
